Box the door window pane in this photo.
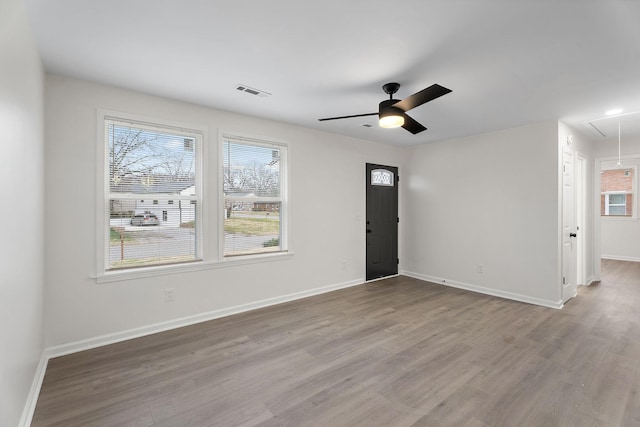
[371,169,394,186]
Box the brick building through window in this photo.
[601,168,633,216]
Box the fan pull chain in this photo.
[617,121,622,168]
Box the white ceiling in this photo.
[25,0,640,147]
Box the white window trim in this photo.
[96,109,208,280]
[218,130,289,260]
[94,114,293,283]
[93,251,294,283]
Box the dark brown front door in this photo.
[366,163,398,281]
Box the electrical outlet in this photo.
[164,288,175,302]
[477,264,484,274]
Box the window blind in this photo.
[105,118,202,269]
[222,137,285,256]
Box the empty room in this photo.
[3,0,640,426]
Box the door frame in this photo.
[365,162,399,281]
[561,149,577,303]
[594,154,640,281]
[575,153,587,286]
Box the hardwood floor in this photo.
[32,260,640,426]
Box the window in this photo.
[103,116,202,270]
[97,113,290,280]
[604,193,627,215]
[222,134,287,257]
[601,168,633,216]
[371,169,394,186]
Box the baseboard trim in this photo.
[601,255,640,263]
[45,277,364,359]
[400,270,563,309]
[18,353,49,427]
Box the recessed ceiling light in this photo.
[606,108,623,116]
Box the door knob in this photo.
[569,232,577,238]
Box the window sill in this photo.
[94,251,294,283]
[601,216,637,221]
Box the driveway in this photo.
[109,221,278,263]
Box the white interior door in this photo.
[562,150,577,302]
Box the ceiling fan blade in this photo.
[402,113,427,134]
[393,84,452,112]
[318,112,378,121]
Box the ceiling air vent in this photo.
[235,84,271,98]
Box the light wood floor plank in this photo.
[577,350,639,425]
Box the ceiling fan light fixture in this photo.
[318,82,451,135]
[379,114,404,128]
[379,106,404,128]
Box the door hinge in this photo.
[397,217,399,223]
[562,277,566,285]
[397,258,399,264]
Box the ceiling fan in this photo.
[318,82,452,134]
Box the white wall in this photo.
[594,136,640,262]
[44,74,403,348]
[400,121,563,307]
[0,0,45,424]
